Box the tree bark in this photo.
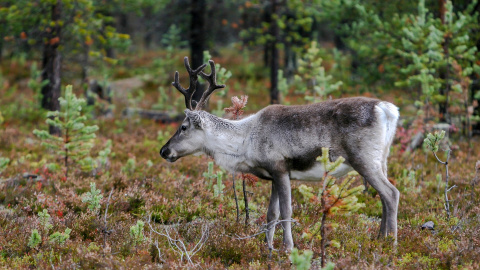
[143,8,153,49]
[439,0,450,122]
[41,1,62,135]
[190,0,206,106]
[269,0,280,104]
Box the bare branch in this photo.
[147,215,211,266]
[228,218,298,240]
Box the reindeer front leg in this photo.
[273,172,294,251]
[266,182,279,250]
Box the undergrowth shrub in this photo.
[82,182,103,213]
[130,220,145,247]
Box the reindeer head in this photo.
[160,57,225,162]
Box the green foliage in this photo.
[295,42,342,103]
[97,139,114,170]
[290,248,313,270]
[129,220,145,246]
[82,182,103,212]
[424,130,446,153]
[2,0,130,67]
[33,85,99,178]
[329,0,479,114]
[277,69,289,101]
[203,50,232,88]
[240,1,316,53]
[38,209,53,231]
[27,62,49,109]
[80,139,114,175]
[320,262,336,270]
[203,162,217,190]
[151,24,186,85]
[0,157,9,174]
[122,157,136,175]
[49,228,71,245]
[203,50,232,116]
[213,171,225,198]
[27,229,42,249]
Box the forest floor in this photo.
[1,50,480,269]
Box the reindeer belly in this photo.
[290,162,353,181]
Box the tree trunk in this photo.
[263,2,272,67]
[471,1,480,134]
[0,35,3,62]
[439,0,450,122]
[143,8,153,49]
[81,44,89,81]
[269,0,280,104]
[41,1,62,135]
[190,0,206,105]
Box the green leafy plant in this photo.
[27,229,42,249]
[203,162,217,191]
[97,139,113,171]
[315,148,365,267]
[33,85,99,180]
[203,50,232,116]
[38,209,53,231]
[130,220,145,246]
[213,171,225,198]
[424,130,455,219]
[0,157,9,174]
[122,157,136,175]
[49,228,71,245]
[82,182,103,213]
[294,41,342,103]
[290,248,313,270]
[27,62,49,108]
[81,139,114,176]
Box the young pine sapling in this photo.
[82,182,104,213]
[33,85,99,180]
[424,130,456,219]
[310,148,365,268]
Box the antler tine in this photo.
[171,56,207,110]
[195,60,226,110]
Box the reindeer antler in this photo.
[172,57,207,110]
[195,60,226,110]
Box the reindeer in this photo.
[160,57,400,251]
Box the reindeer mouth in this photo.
[165,156,178,162]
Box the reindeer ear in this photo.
[184,109,203,129]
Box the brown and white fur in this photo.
[160,97,400,251]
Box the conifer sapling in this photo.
[33,85,99,180]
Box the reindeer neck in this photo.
[200,111,256,172]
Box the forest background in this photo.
[0,0,480,268]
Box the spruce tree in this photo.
[34,85,99,180]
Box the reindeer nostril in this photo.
[160,147,170,158]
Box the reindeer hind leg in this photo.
[266,182,280,250]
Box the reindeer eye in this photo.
[181,125,187,131]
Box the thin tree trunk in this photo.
[190,0,206,105]
[81,44,89,81]
[143,8,153,49]
[0,37,3,63]
[269,0,280,104]
[439,0,450,122]
[41,0,62,135]
[320,193,328,268]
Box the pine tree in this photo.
[294,41,343,103]
[33,85,99,180]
